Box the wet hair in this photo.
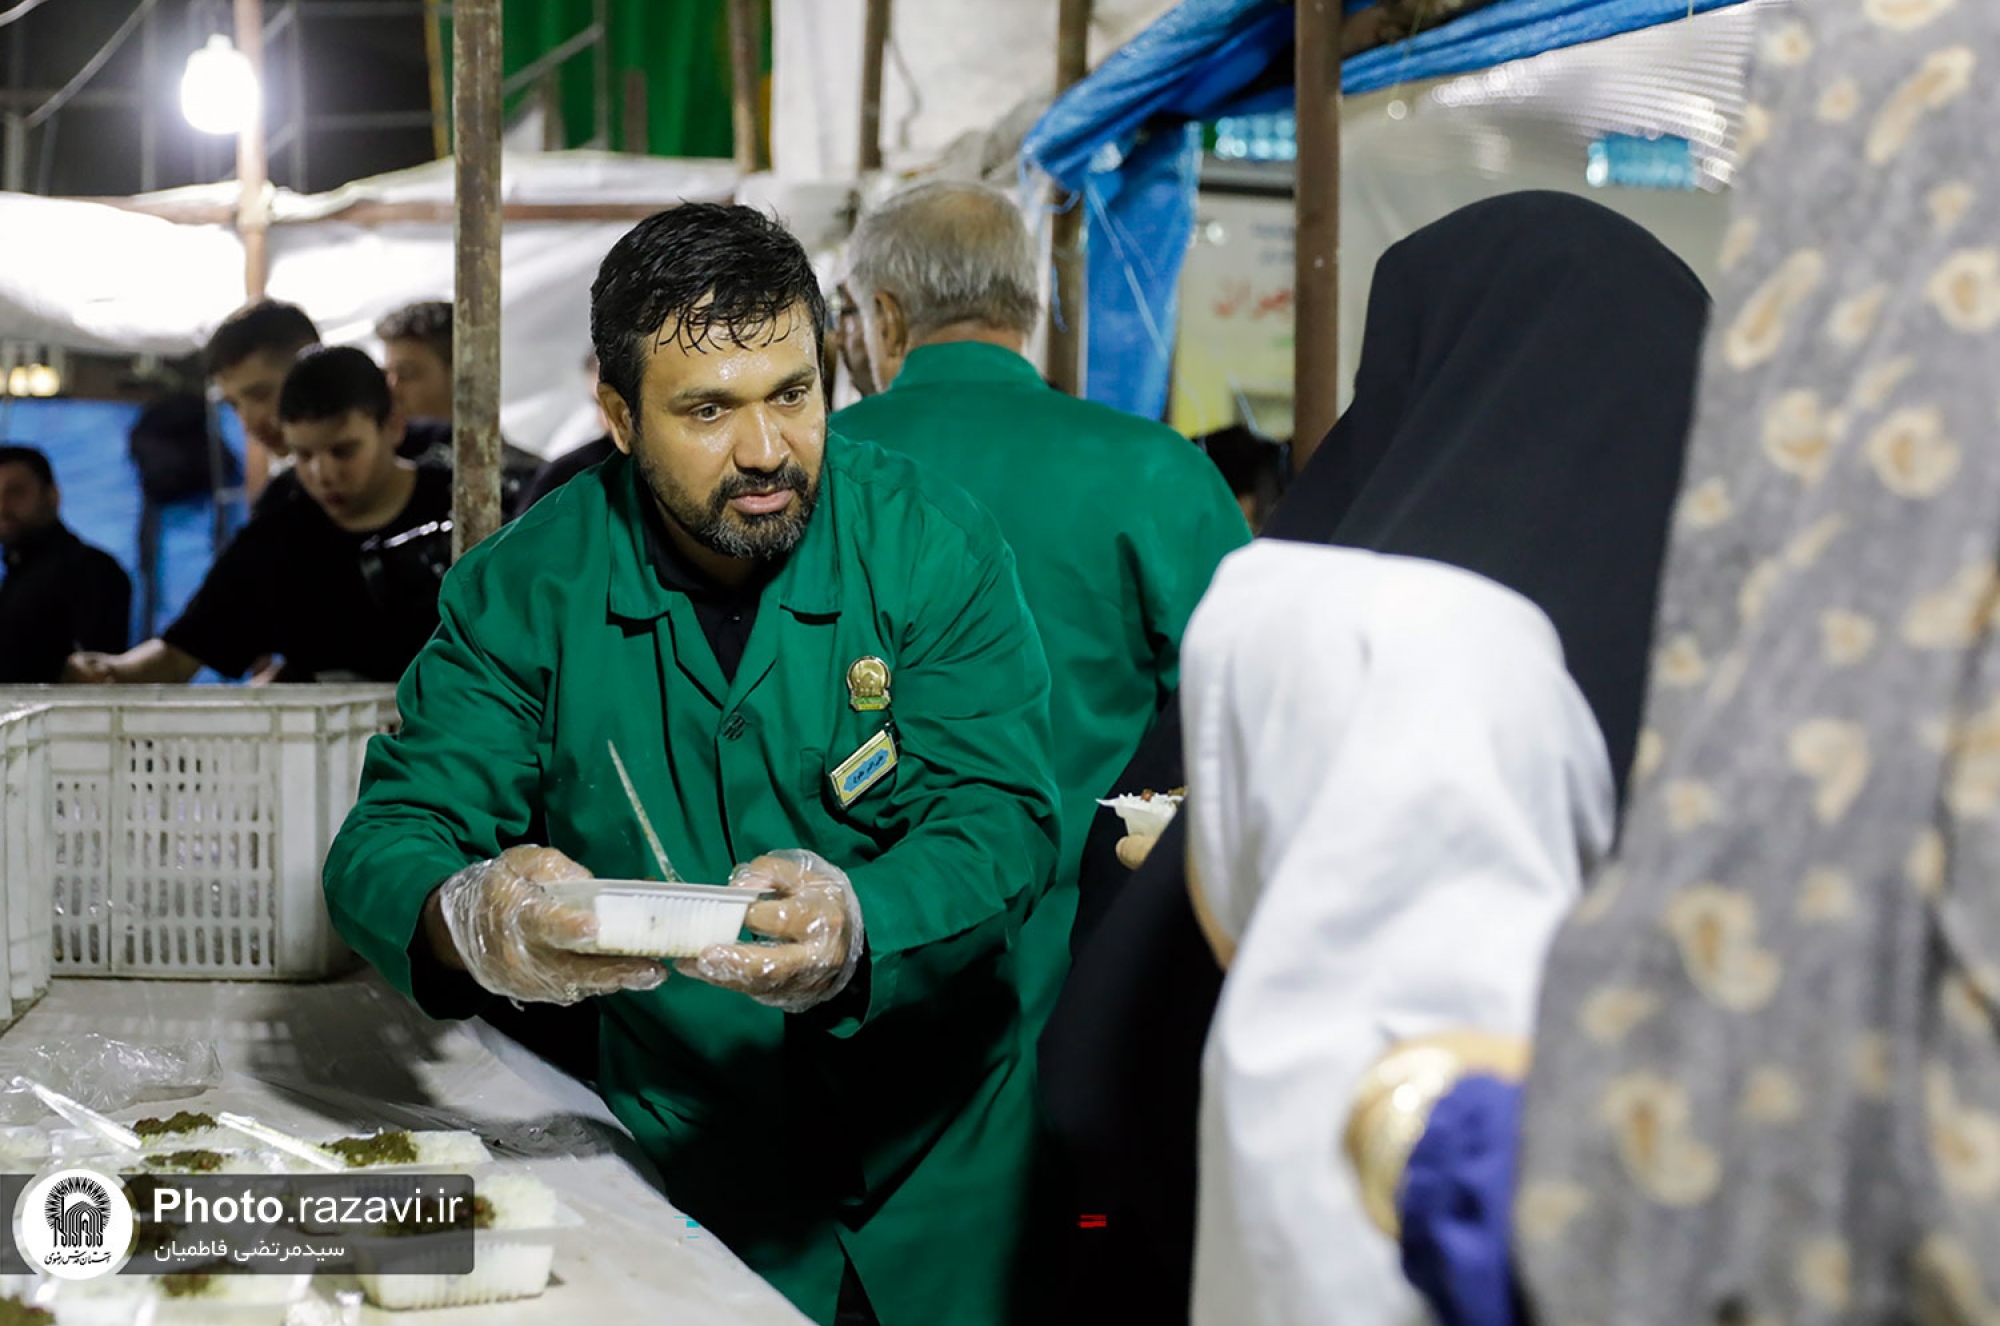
[590,203,827,412]
[846,180,1040,337]
[205,300,320,376]
[278,346,394,426]
[375,300,453,365]
[0,444,53,487]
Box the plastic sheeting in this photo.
[1022,0,1759,422]
[0,972,810,1322]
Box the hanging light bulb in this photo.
[23,363,59,397]
[180,33,259,135]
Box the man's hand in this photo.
[1115,833,1158,870]
[430,845,667,1005]
[61,652,118,685]
[678,850,865,1013]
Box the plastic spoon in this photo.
[10,1076,141,1152]
[608,740,683,882]
[216,1112,346,1172]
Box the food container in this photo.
[1096,791,1185,839]
[357,1242,558,1311]
[314,1129,490,1172]
[2,1274,155,1326]
[540,881,771,959]
[39,1273,307,1326]
[349,1171,577,1311]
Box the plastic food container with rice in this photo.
[542,880,773,958]
[37,1272,310,1326]
[347,1167,578,1310]
[1097,789,1185,839]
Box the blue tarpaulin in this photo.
[1023,0,1754,421]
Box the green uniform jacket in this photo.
[832,343,1250,1025]
[322,438,1061,1326]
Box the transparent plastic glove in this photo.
[436,846,668,1006]
[676,850,865,1013]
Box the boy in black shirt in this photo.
[64,348,451,685]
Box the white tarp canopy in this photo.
[771,0,1180,182]
[0,153,779,458]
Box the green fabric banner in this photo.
[443,0,768,160]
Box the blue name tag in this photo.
[1586,134,1699,191]
[829,728,898,808]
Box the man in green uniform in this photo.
[829,180,1249,1025]
[323,204,1061,1326]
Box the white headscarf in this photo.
[1184,540,1615,1326]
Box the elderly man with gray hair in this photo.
[831,178,1249,1038]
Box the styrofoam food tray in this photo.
[540,880,773,959]
[357,1242,557,1310]
[42,1272,309,1326]
[1097,792,1184,839]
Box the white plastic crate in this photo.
[0,687,399,980]
[0,705,54,1023]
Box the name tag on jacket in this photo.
[830,727,898,808]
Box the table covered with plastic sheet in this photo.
[0,971,811,1326]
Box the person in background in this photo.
[1192,425,1289,533]
[830,179,1249,1045]
[1037,191,1710,1326]
[375,298,541,514]
[1378,10,2000,1326]
[64,347,451,686]
[206,299,320,501]
[0,444,131,684]
[518,350,618,511]
[376,300,456,426]
[1180,541,1614,1326]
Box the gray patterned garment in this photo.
[1516,2,2000,1324]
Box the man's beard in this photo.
[638,450,819,561]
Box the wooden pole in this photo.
[233,0,269,301]
[423,0,449,158]
[727,0,761,174]
[621,69,648,154]
[1045,0,1091,398]
[856,0,889,172]
[452,0,504,556]
[1291,0,1341,469]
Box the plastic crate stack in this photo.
[0,706,55,1026]
[0,687,399,982]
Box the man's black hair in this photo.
[278,346,394,426]
[375,300,453,364]
[1194,425,1291,500]
[590,203,827,411]
[0,444,53,487]
[205,300,320,377]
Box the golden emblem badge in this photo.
[846,656,891,712]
